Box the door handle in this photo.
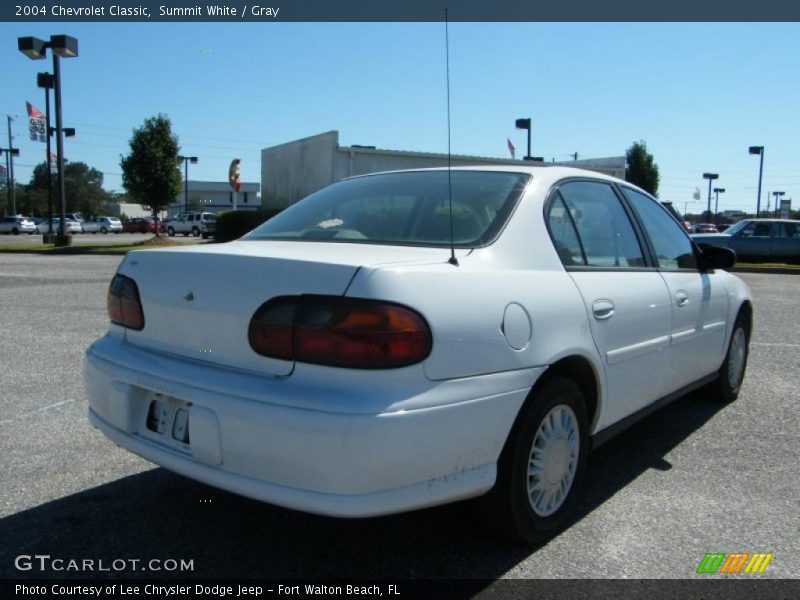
[675,291,689,307]
[592,299,615,320]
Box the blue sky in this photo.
[1,22,797,215]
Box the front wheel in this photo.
[12,228,19,235]
[167,227,175,237]
[480,376,589,544]
[101,227,108,234]
[708,316,749,403]
[192,226,200,237]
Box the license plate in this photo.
[146,394,191,445]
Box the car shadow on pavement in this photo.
[0,390,725,581]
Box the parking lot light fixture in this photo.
[178,155,198,212]
[18,34,79,247]
[749,146,764,217]
[515,118,532,160]
[713,187,725,224]
[702,173,719,221]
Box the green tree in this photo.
[120,115,182,235]
[22,161,110,217]
[625,140,660,197]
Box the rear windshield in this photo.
[244,170,529,247]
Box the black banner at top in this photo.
[3,0,800,22]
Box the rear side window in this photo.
[622,187,698,270]
[244,171,530,247]
[547,196,586,266]
[552,181,645,268]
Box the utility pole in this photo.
[7,116,17,215]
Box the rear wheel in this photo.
[481,376,589,544]
[167,227,175,237]
[708,316,749,403]
[192,226,200,237]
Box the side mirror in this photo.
[697,243,736,270]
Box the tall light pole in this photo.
[749,146,764,217]
[713,187,725,224]
[18,35,79,247]
[773,191,785,218]
[37,72,55,239]
[702,172,718,222]
[178,155,198,212]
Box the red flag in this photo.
[26,102,45,120]
[507,138,516,159]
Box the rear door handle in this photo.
[592,299,615,320]
[675,291,689,307]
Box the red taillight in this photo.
[107,274,145,330]
[248,296,431,369]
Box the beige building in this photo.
[261,130,626,210]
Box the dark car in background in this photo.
[692,218,800,263]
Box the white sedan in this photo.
[83,216,123,234]
[84,166,752,543]
[36,218,83,234]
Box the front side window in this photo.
[555,181,644,268]
[244,171,529,247]
[740,222,773,237]
[622,187,698,270]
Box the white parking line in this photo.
[0,399,77,426]
[751,342,800,348]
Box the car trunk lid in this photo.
[118,241,460,377]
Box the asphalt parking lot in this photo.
[0,253,798,584]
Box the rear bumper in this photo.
[84,334,541,517]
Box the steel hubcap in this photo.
[727,327,747,389]
[527,404,579,517]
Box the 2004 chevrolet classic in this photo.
[84,166,752,543]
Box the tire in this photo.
[201,232,209,239]
[480,376,589,544]
[707,315,749,403]
[167,227,175,237]
[12,228,19,235]
[192,226,200,237]
[101,227,108,234]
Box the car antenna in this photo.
[445,8,458,266]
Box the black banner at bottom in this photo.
[3,579,799,600]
